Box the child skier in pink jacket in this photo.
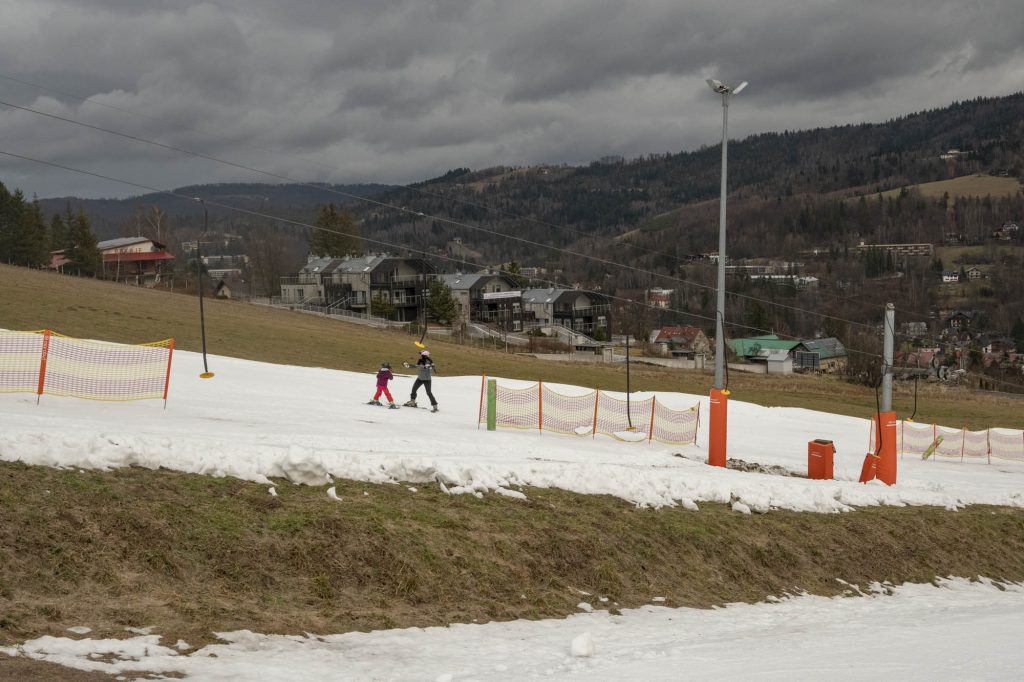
[367,361,398,408]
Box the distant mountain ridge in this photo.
[27,93,1024,258]
[38,182,394,239]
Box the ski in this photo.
[921,434,944,460]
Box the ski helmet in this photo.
[420,350,430,357]
[381,361,390,368]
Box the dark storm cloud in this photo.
[0,0,1021,198]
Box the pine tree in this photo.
[504,260,526,288]
[19,199,50,266]
[65,210,102,276]
[425,280,459,325]
[309,204,362,257]
[0,188,48,267]
[49,213,68,253]
[0,182,18,263]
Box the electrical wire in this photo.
[1,147,886,363]
[0,71,942,329]
[0,95,883,336]
[0,72,977,332]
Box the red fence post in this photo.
[162,338,175,409]
[648,396,656,443]
[36,329,51,404]
[592,390,600,439]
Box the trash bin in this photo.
[808,439,835,480]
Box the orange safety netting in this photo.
[881,417,1024,464]
[898,421,936,456]
[934,425,966,458]
[962,429,990,459]
[594,392,654,441]
[489,382,541,430]
[0,329,45,393]
[479,377,699,445]
[652,400,699,445]
[539,384,597,436]
[0,329,173,402]
[989,429,1024,461]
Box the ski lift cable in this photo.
[1,147,886,364]
[0,71,942,328]
[0,96,880,335]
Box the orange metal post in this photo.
[36,329,51,404]
[162,338,175,408]
[708,388,729,467]
[875,410,898,485]
[647,396,656,443]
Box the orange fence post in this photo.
[162,338,175,408]
[960,427,966,462]
[35,329,51,404]
[647,396,656,443]
[694,403,700,445]
[592,390,600,439]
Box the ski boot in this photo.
[367,400,382,406]
[431,404,439,413]
[388,403,400,410]
[403,400,418,408]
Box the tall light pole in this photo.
[194,198,214,379]
[706,78,746,467]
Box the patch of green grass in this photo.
[876,174,1022,201]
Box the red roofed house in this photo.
[650,325,710,358]
[98,237,176,286]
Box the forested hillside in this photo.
[3,93,1023,361]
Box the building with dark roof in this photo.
[280,254,434,321]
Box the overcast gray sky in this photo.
[1,0,1022,199]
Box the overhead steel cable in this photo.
[0,96,881,335]
[1,147,884,362]
[0,72,941,327]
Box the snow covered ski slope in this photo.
[1,349,1021,513]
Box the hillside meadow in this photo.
[1,263,1022,430]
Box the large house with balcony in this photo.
[50,237,175,287]
[280,254,435,322]
[520,288,612,341]
[440,273,523,330]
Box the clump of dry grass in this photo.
[2,462,1022,647]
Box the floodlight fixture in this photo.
[706,78,747,95]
